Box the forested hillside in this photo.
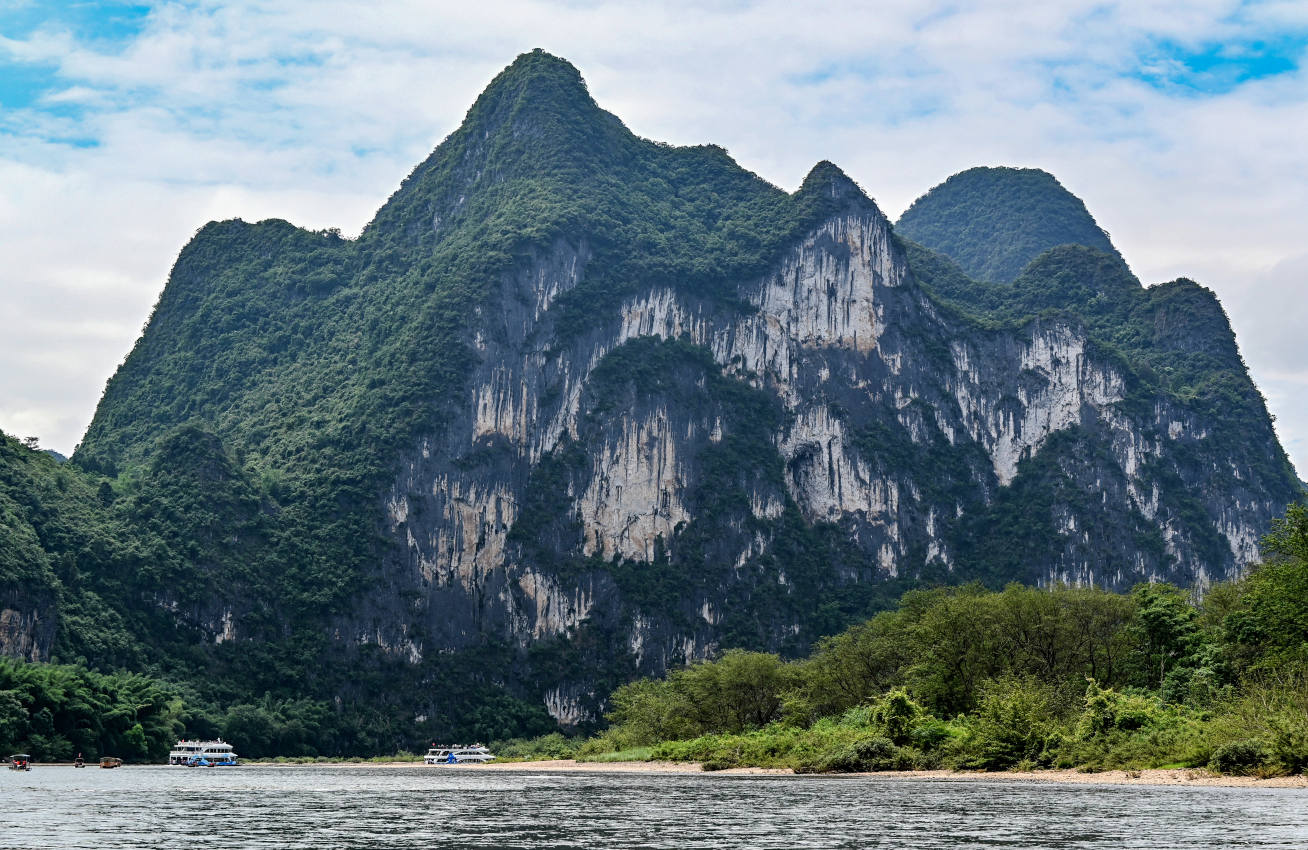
[896,166,1122,282]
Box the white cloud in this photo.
[0,0,1305,481]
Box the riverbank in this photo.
[248,758,1308,787]
[479,760,1308,787]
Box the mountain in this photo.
[3,51,1299,744]
[896,166,1123,283]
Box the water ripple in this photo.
[0,767,1305,849]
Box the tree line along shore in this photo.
[3,505,1306,777]
[498,504,1308,778]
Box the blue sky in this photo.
[0,1,148,104]
[1135,34,1307,93]
[1,0,1307,479]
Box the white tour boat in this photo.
[168,739,239,766]
[423,744,495,765]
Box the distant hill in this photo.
[896,166,1122,282]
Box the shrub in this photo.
[1208,739,1269,775]
[796,735,920,773]
[493,732,580,761]
[954,677,1068,770]
[1205,672,1308,775]
[909,717,954,752]
[1076,681,1162,738]
[868,688,924,746]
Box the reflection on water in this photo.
[1,766,1305,848]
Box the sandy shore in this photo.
[849,767,1308,789]
[481,759,790,775]
[241,759,1307,787]
[480,760,1308,787]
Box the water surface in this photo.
[2,765,1305,848]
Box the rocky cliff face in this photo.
[0,590,54,662]
[63,51,1300,731]
[367,169,1290,725]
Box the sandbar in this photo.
[480,760,1308,787]
[242,758,1308,787]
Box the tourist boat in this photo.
[168,739,239,766]
[99,757,123,769]
[423,744,495,765]
[7,754,31,771]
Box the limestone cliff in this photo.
[364,166,1292,724]
[64,51,1300,731]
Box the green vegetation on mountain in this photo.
[2,52,884,753]
[569,505,1308,776]
[903,240,1294,493]
[1,50,1300,762]
[895,166,1122,283]
[896,171,1281,480]
[79,50,870,474]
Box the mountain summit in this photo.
[5,53,1297,746]
[896,166,1122,283]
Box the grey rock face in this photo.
[0,590,55,662]
[362,194,1290,724]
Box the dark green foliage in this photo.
[218,697,332,759]
[896,166,1121,283]
[606,650,795,741]
[0,657,185,762]
[492,732,581,761]
[814,735,904,772]
[585,519,1308,775]
[1129,582,1204,690]
[956,676,1069,770]
[1208,739,1270,775]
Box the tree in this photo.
[1223,503,1308,673]
[1130,583,1201,689]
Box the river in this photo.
[2,765,1305,848]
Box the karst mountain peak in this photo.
[3,51,1297,745]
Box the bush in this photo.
[954,677,1068,770]
[493,732,579,761]
[1205,673,1308,775]
[909,717,954,751]
[819,736,908,772]
[868,689,924,746]
[1076,681,1162,738]
[1208,739,1269,775]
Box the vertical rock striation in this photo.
[372,171,1291,724]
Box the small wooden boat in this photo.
[7,754,31,771]
[99,757,123,769]
[74,753,85,768]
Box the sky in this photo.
[1,0,1306,478]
